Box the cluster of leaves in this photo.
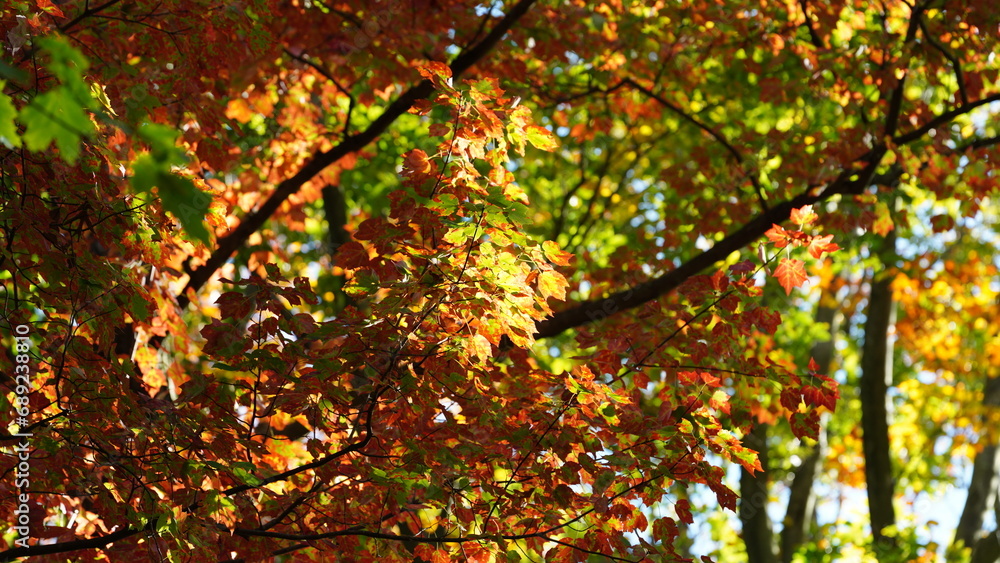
[0,24,839,561]
[5,0,1000,561]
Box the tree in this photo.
[1,1,998,561]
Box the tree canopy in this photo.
[1,0,999,561]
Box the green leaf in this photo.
[0,60,29,85]
[0,87,21,149]
[137,122,189,166]
[36,36,94,106]
[19,89,95,163]
[131,124,213,245]
[230,462,262,486]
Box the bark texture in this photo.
[860,234,897,551]
[741,423,779,563]
[780,302,839,562]
[955,377,1000,556]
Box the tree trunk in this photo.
[322,183,354,312]
[972,533,1000,563]
[322,183,349,256]
[955,377,1000,556]
[780,301,838,562]
[741,422,779,563]
[860,234,897,553]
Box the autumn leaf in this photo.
[773,258,807,294]
[789,205,818,226]
[807,234,840,259]
[417,61,454,91]
[537,269,568,300]
[335,241,372,269]
[542,240,573,266]
[470,332,492,362]
[873,201,894,235]
[764,224,790,248]
[525,125,558,151]
[12,2,1000,561]
[675,499,693,524]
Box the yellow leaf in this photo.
[538,270,567,300]
[470,332,492,362]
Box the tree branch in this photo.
[882,1,926,139]
[179,0,539,307]
[532,146,884,340]
[534,85,1000,342]
[917,16,969,106]
[0,523,149,562]
[622,78,768,211]
[892,93,1000,146]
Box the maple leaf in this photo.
[335,241,372,269]
[674,499,693,524]
[773,258,807,295]
[542,240,573,266]
[807,234,840,259]
[537,269,568,300]
[417,61,454,91]
[525,125,558,151]
[764,223,790,248]
[790,411,821,441]
[789,205,818,226]
[469,332,493,362]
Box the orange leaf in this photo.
[807,234,840,259]
[764,224,789,248]
[417,61,454,91]
[789,205,818,226]
[773,258,807,295]
[36,0,65,18]
[542,240,573,266]
[469,332,492,362]
[225,98,254,123]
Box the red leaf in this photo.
[790,411,820,440]
[335,241,372,270]
[700,372,722,387]
[773,258,807,295]
[675,499,693,524]
[416,61,454,91]
[678,371,699,386]
[652,517,679,543]
[36,0,65,17]
[428,123,450,137]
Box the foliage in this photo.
[1,0,999,562]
